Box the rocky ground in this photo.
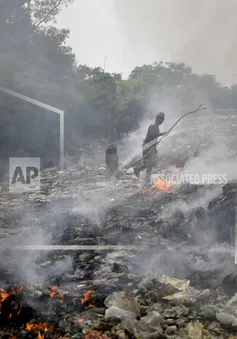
[0,113,237,338]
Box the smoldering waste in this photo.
[0,166,236,338]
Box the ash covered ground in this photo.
[0,113,237,338]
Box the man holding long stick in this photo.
[129,105,206,183]
[134,112,168,183]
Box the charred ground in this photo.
[0,113,236,338]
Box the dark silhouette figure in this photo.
[134,112,167,183]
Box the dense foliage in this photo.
[0,0,237,164]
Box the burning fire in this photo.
[49,286,97,308]
[48,286,64,300]
[26,322,53,339]
[38,332,45,339]
[150,168,181,193]
[26,322,52,331]
[150,174,174,193]
[0,284,97,337]
[129,168,181,196]
[0,286,23,304]
[80,290,97,307]
[0,286,23,318]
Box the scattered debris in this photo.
[0,117,236,338]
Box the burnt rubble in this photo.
[0,160,236,338]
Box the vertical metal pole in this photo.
[235,206,237,264]
[103,56,107,72]
[233,74,237,86]
[60,111,64,170]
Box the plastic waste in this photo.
[122,318,165,339]
[186,321,212,339]
[158,274,190,300]
[105,306,137,321]
[104,291,140,320]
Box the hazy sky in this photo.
[57,0,237,85]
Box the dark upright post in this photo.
[105,145,118,178]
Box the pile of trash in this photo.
[0,170,235,338]
[0,245,237,338]
[0,112,237,337]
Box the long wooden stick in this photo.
[124,104,207,170]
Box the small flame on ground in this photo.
[80,290,97,307]
[49,291,57,298]
[49,285,58,297]
[26,322,52,331]
[150,168,181,193]
[129,168,181,195]
[48,286,64,300]
[26,321,53,338]
[150,179,173,193]
[0,286,23,318]
[0,286,23,303]
[38,331,44,339]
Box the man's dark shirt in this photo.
[142,123,161,164]
[143,123,160,145]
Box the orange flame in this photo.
[129,168,181,196]
[0,286,23,303]
[150,180,173,193]
[149,170,179,193]
[26,322,52,332]
[49,291,57,298]
[38,331,44,339]
[0,286,23,319]
[48,286,64,300]
[80,290,96,307]
[49,286,58,297]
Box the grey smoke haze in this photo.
[4,103,236,286]
[0,205,73,285]
[118,84,213,171]
[141,243,234,280]
[118,87,187,166]
[183,137,237,182]
[57,0,237,85]
[2,0,237,288]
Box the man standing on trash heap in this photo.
[135,112,168,183]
